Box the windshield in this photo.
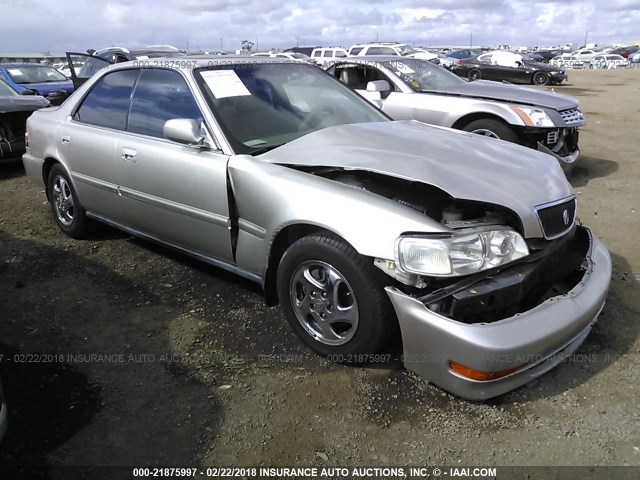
[195,62,388,155]
[4,65,67,83]
[291,53,309,59]
[382,59,465,91]
[397,45,418,56]
[0,78,18,96]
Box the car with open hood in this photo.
[328,57,584,170]
[453,51,567,85]
[22,57,611,400]
[0,78,49,162]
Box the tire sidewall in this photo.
[47,164,87,238]
[462,119,518,143]
[468,69,481,81]
[276,236,391,358]
[533,72,549,85]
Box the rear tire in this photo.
[462,118,519,143]
[276,233,397,360]
[47,164,89,238]
[468,69,482,81]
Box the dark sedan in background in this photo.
[454,51,567,85]
[0,78,49,162]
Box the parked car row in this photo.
[0,78,50,162]
[19,55,611,401]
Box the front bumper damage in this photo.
[386,226,611,400]
[527,127,581,173]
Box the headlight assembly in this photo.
[395,228,529,277]
[511,106,555,128]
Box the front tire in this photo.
[276,233,397,359]
[533,72,550,85]
[462,118,519,143]
[47,164,89,238]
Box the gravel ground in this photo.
[0,69,638,478]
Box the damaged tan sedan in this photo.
[23,58,611,400]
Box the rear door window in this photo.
[74,69,139,130]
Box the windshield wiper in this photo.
[249,143,285,156]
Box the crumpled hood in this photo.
[0,95,50,113]
[432,80,578,111]
[260,120,574,238]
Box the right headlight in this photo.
[511,106,555,128]
[395,228,529,277]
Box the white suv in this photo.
[347,43,438,62]
[310,47,349,65]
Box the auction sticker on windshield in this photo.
[200,70,251,99]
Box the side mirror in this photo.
[20,89,36,96]
[163,119,205,146]
[366,80,391,92]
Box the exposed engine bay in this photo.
[307,167,590,325]
[311,168,523,232]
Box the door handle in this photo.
[61,135,70,144]
[121,148,138,163]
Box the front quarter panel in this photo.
[412,95,526,128]
[227,155,448,277]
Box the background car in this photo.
[348,42,439,62]
[610,45,639,58]
[65,45,186,88]
[0,63,73,105]
[252,52,314,63]
[329,57,584,169]
[283,46,321,57]
[446,49,481,60]
[310,47,349,66]
[630,50,640,63]
[571,49,601,62]
[454,50,567,85]
[589,54,631,69]
[0,78,49,163]
[531,50,565,63]
[550,54,585,69]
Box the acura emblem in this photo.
[562,209,570,225]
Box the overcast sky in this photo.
[1,0,639,53]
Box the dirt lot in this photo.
[0,69,639,477]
